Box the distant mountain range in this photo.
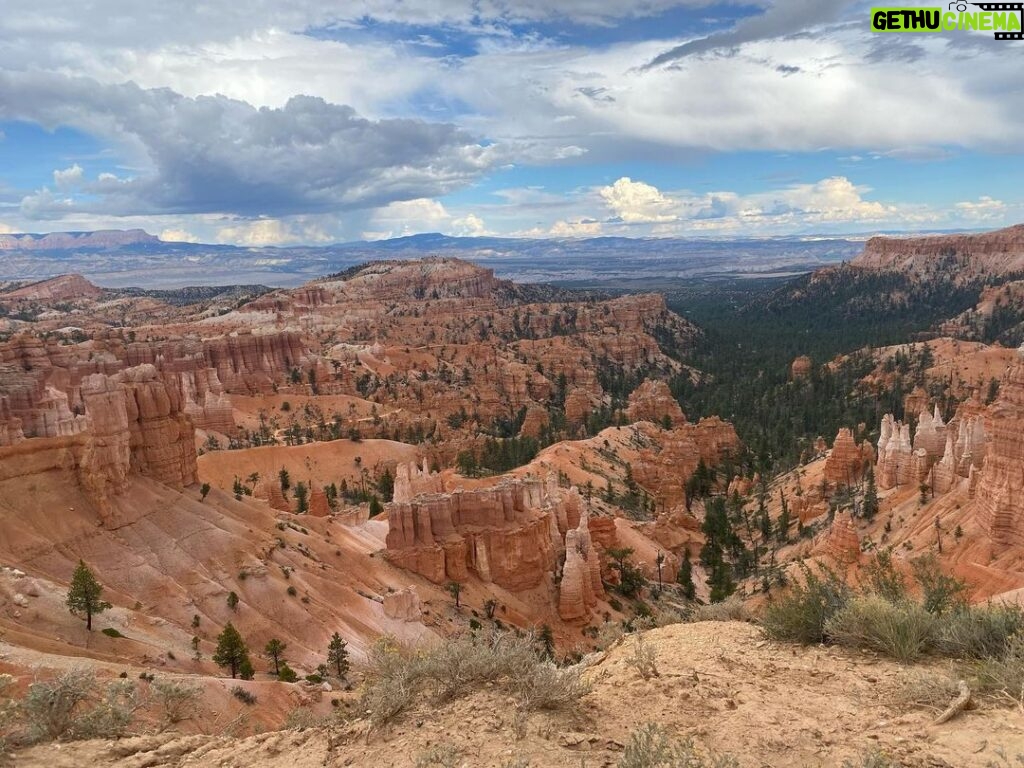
[0,227,978,289]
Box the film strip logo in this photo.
[957,1,1024,38]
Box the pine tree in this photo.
[707,559,735,603]
[758,495,772,540]
[294,482,309,514]
[227,591,239,611]
[326,632,349,678]
[863,466,879,520]
[264,638,286,676]
[369,496,383,517]
[376,468,394,502]
[66,560,112,631]
[212,622,251,679]
[446,580,462,607]
[677,550,696,601]
[777,492,791,542]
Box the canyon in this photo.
[3,230,1024,765]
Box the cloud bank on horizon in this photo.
[0,0,1020,245]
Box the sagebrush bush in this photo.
[71,679,141,739]
[933,604,1024,660]
[825,596,937,663]
[360,631,590,727]
[618,723,738,768]
[511,660,591,711]
[689,596,748,623]
[862,550,907,605]
[283,706,330,730]
[18,668,95,743]
[968,634,1024,696]
[624,633,659,680]
[17,669,142,743]
[151,679,201,726]
[763,564,850,644]
[764,555,1021,671]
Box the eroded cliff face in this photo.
[0,329,322,444]
[0,363,198,522]
[386,472,606,621]
[385,474,569,589]
[975,352,1024,549]
[874,406,985,493]
[852,225,1024,280]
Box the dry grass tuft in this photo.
[360,631,590,727]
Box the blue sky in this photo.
[0,0,1021,244]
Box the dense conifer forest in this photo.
[562,266,989,477]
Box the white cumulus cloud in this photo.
[599,177,678,224]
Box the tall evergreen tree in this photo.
[777,492,791,542]
[66,560,112,631]
[326,632,350,678]
[677,550,696,601]
[213,622,251,679]
[863,466,880,520]
[264,638,287,676]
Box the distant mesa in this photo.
[0,273,103,302]
[0,228,158,251]
[852,224,1024,279]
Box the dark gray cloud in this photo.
[644,0,859,68]
[0,72,495,219]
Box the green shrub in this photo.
[862,550,907,604]
[933,604,1024,660]
[231,686,257,705]
[911,555,968,615]
[968,634,1024,695]
[825,596,937,663]
[763,564,850,644]
[101,628,124,638]
[278,664,298,683]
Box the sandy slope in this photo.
[13,621,1024,767]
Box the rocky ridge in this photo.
[852,224,1024,280]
